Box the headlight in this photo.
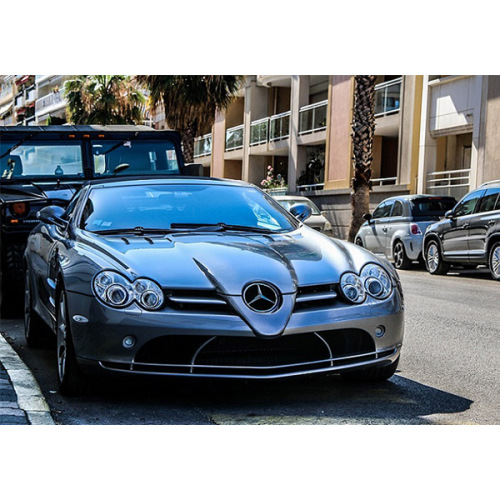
[340,272,366,304]
[93,271,164,310]
[340,263,393,304]
[360,263,392,300]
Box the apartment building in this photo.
[0,75,16,125]
[34,75,69,124]
[189,75,500,238]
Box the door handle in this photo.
[382,227,388,233]
[462,223,470,229]
[488,220,495,226]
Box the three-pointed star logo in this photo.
[243,282,280,313]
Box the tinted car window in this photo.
[277,199,321,215]
[411,197,456,216]
[372,201,394,219]
[476,188,500,213]
[392,201,404,217]
[454,190,484,217]
[80,184,296,233]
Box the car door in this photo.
[467,188,500,261]
[364,200,394,254]
[384,200,405,258]
[442,189,485,259]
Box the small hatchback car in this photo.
[24,177,404,395]
[423,181,500,279]
[355,195,456,269]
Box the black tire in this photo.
[24,270,52,348]
[393,240,412,270]
[425,240,450,275]
[56,289,89,396]
[355,237,363,247]
[488,241,500,281]
[341,356,400,383]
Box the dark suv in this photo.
[0,125,202,315]
[423,180,500,280]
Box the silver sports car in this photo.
[24,177,404,395]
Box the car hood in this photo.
[80,227,374,294]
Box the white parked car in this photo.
[274,195,333,235]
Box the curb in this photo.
[0,333,54,425]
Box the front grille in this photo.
[110,329,381,378]
[163,289,234,314]
[294,283,339,311]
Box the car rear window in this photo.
[411,198,456,216]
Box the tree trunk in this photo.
[181,124,196,164]
[348,75,376,242]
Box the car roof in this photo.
[273,195,311,201]
[478,179,500,188]
[378,194,457,203]
[86,176,252,189]
[0,125,169,133]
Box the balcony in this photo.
[426,168,471,200]
[299,100,328,135]
[250,118,268,146]
[375,78,402,117]
[0,85,14,105]
[225,124,244,151]
[269,111,290,141]
[194,133,212,158]
[35,91,66,116]
[15,95,25,108]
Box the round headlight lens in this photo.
[133,279,164,310]
[93,271,134,308]
[340,272,366,304]
[360,264,392,299]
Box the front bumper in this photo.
[67,288,404,380]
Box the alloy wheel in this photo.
[394,242,404,268]
[426,243,440,273]
[490,244,500,279]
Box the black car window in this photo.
[477,188,500,213]
[410,197,456,217]
[454,190,484,217]
[392,201,404,217]
[372,201,394,219]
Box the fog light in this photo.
[375,325,385,338]
[123,336,136,348]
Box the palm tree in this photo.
[64,75,146,125]
[348,75,377,242]
[136,75,243,163]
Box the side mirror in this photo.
[363,213,373,224]
[37,206,67,230]
[181,163,204,177]
[445,210,454,219]
[290,204,313,223]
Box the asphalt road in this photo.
[1,266,498,425]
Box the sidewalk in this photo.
[0,332,54,425]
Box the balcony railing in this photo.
[375,78,402,117]
[297,183,325,192]
[371,176,398,186]
[426,168,471,199]
[35,91,65,114]
[194,133,212,157]
[249,118,269,146]
[0,86,14,103]
[269,111,290,141]
[225,124,244,151]
[299,100,328,135]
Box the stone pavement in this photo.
[0,361,30,424]
[0,332,54,425]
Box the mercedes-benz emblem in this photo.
[242,282,281,313]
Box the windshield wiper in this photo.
[92,227,178,236]
[0,132,38,160]
[170,222,275,234]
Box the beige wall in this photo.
[482,76,500,182]
[211,111,226,178]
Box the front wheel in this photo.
[393,240,412,270]
[341,356,399,382]
[488,242,500,281]
[56,289,89,396]
[425,241,450,275]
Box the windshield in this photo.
[0,141,84,179]
[277,198,321,215]
[80,184,297,233]
[411,197,456,216]
[92,139,180,176]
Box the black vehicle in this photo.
[0,125,202,315]
[423,180,500,280]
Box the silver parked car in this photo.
[273,195,333,235]
[25,177,404,395]
[355,195,456,269]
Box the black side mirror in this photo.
[181,163,204,176]
[363,213,373,223]
[445,210,454,219]
[37,206,67,230]
[290,204,313,222]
